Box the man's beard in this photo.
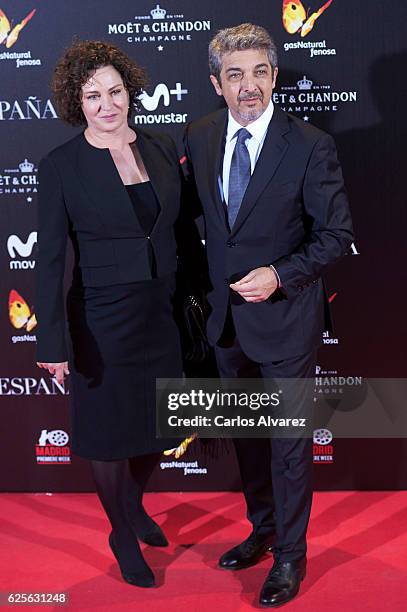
[236,93,264,123]
[236,107,265,122]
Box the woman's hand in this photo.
[36,362,70,384]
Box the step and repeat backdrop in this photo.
[1,1,406,492]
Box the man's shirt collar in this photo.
[226,100,274,144]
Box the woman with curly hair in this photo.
[35,40,199,588]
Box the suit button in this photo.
[226,241,236,248]
[147,236,151,240]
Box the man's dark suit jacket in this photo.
[36,129,189,363]
[184,106,354,362]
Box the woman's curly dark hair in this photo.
[52,40,147,126]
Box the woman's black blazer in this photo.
[36,129,189,362]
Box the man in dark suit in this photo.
[184,23,353,607]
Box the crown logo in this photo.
[151,4,166,19]
[297,75,313,90]
[19,158,34,172]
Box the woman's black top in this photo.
[125,181,160,277]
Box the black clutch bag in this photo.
[182,294,210,363]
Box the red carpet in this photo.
[1,492,406,611]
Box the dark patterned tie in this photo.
[227,128,252,228]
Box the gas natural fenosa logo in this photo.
[282,0,337,58]
[0,8,35,48]
[8,289,37,344]
[282,0,334,38]
[0,8,41,67]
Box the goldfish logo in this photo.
[0,8,36,48]
[8,289,37,331]
[282,0,334,37]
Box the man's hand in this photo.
[36,361,69,384]
[229,267,278,303]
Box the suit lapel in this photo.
[207,110,229,227]
[76,131,174,236]
[230,107,290,236]
[76,134,144,234]
[136,131,169,233]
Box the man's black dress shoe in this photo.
[259,558,306,607]
[218,531,274,570]
[108,532,155,588]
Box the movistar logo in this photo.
[7,231,37,258]
[139,82,188,111]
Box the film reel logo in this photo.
[36,429,71,465]
[313,428,332,445]
[313,428,334,464]
[38,429,69,446]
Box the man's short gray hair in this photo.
[209,23,278,82]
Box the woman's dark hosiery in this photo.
[91,458,151,574]
[127,452,162,538]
